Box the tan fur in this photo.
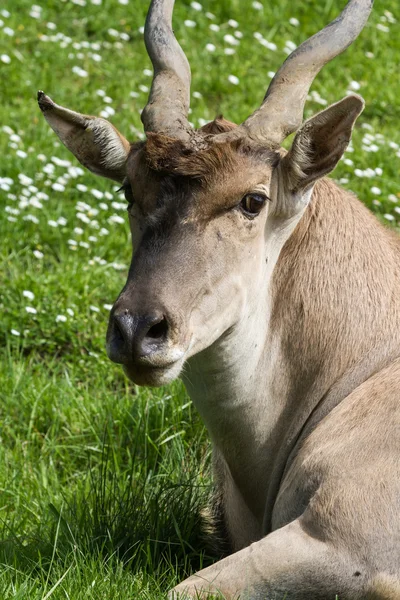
[365,574,400,600]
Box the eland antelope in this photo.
[38,0,400,597]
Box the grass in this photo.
[1,0,400,597]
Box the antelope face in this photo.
[38,0,370,386]
[106,134,280,385]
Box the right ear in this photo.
[280,95,364,195]
[37,91,130,183]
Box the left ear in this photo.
[37,91,130,183]
[281,94,364,193]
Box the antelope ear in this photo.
[37,91,130,183]
[281,94,364,193]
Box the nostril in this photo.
[111,312,136,350]
[113,318,125,344]
[107,311,135,364]
[146,316,169,340]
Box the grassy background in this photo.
[1,0,399,597]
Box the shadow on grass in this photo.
[0,429,217,591]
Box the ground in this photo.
[0,0,399,598]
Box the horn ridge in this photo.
[226,0,373,146]
[142,0,192,141]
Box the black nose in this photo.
[107,310,169,364]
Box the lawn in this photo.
[1,0,400,598]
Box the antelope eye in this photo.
[240,193,268,217]
[124,187,135,209]
[118,184,135,209]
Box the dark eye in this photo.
[240,193,268,217]
[124,187,135,210]
[117,183,135,209]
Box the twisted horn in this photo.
[141,0,192,141]
[229,0,373,147]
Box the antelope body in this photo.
[38,0,400,597]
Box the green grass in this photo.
[1,0,400,597]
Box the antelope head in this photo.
[38,0,372,386]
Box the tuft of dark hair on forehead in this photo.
[145,134,239,182]
[144,117,280,184]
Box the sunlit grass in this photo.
[1,0,400,597]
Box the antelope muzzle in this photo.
[106,301,186,386]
